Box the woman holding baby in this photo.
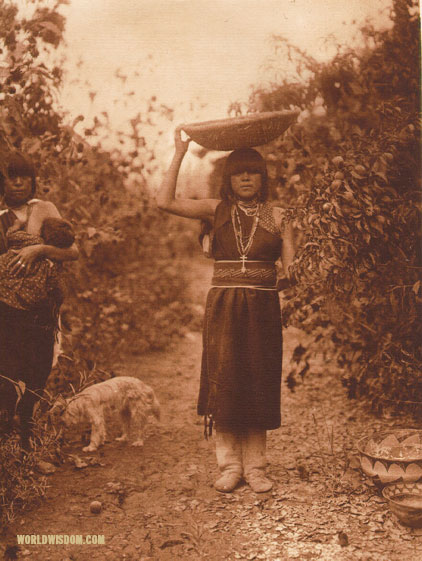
[0,154,78,448]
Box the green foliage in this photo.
[0,434,50,526]
[0,0,199,372]
[0,0,200,524]
[250,0,421,411]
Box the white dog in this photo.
[51,376,161,452]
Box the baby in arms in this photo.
[0,217,75,310]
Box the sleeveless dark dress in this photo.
[197,200,283,432]
[0,206,55,442]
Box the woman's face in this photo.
[230,171,262,201]
[3,175,33,206]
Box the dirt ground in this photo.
[1,257,421,561]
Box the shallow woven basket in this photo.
[181,110,299,151]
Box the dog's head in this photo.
[48,395,68,427]
[48,395,81,429]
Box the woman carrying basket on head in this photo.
[157,126,296,493]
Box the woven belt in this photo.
[211,260,277,289]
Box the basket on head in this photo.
[181,110,299,151]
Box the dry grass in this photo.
[0,426,60,526]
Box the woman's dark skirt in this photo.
[0,301,55,437]
[197,287,283,431]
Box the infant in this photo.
[0,217,75,310]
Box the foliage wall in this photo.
[0,0,199,386]
[248,0,421,411]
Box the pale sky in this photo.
[60,0,392,126]
[54,0,392,191]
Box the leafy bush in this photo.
[0,0,199,369]
[0,424,61,526]
[0,0,200,525]
[249,0,421,411]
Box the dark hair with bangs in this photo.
[220,148,269,202]
[0,154,37,197]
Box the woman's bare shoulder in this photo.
[31,199,61,217]
[270,204,294,216]
[204,199,220,212]
[270,205,286,219]
[195,198,220,220]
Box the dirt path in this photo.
[2,257,421,561]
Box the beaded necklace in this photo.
[236,199,260,217]
[231,202,261,273]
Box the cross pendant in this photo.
[240,254,247,273]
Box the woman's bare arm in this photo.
[156,127,219,220]
[273,207,296,276]
[281,220,296,277]
[9,201,78,273]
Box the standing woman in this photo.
[0,155,79,448]
[158,128,295,493]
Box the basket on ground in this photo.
[357,429,422,486]
[382,481,422,527]
[181,110,299,151]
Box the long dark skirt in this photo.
[0,301,55,442]
[197,287,283,431]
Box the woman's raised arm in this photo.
[156,127,219,220]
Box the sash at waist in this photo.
[212,260,277,288]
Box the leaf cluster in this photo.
[0,2,199,386]
[250,0,421,410]
[0,0,203,525]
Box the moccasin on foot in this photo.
[214,472,242,493]
[245,469,272,493]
